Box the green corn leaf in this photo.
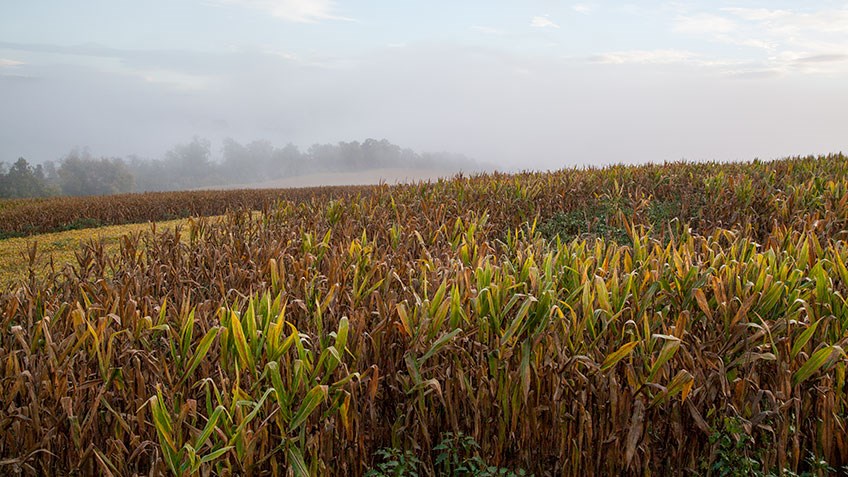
[793,345,843,387]
[326,346,341,373]
[228,389,274,450]
[360,278,385,305]
[582,279,593,318]
[290,385,328,431]
[279,322,299,356]
[601,340,639,373]
[292,359,306,392]
[335,316,349,353]
[180,308,196,365]
[287,446,310,477]
[791,320,820,360]
[648,335,681,382]
[520,341,532,401]
[329,371,360,391]
[149,392,174,446]
[314,345,342,379]
[180,326,220,385]
[420,328,462,364]
[199,446,233,465]
[229,311,255,371]
[157,298,168,326]
[595,275,612,314]
[405,354,423,386]
[430,280,448,316]
[266,361,291,422]
[193,405,226,450]
[149,392,179,474]
[651,369,695,406]
[835,251,848,288]
[396,303,414,337]
[501,297,534,345]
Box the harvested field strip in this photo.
[0,218,199,288]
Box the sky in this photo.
[1,1,847,170]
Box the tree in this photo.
[273,143,302,178]
[58,152,134,196]
[164,137,213,187]
[0,157,56,198]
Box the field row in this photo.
[2,153,848,241]
[0,186,366,238]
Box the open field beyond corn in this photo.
[0,219,188,287]
[0,186,366,238]
[2,154,848,476]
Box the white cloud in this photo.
[220,0,351,23]
[722,7,848,34]
[796,54,848,64]
[592,49,701,65]
[674,15,776,53]
[531,16,559,29]
[720,8,785,23]
[573,4,592,15]
[673,13,737,36]
[673,6,848,76]
[265,49,299,61]
[0,58,24,67]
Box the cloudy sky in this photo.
[1,1,847,169]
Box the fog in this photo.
[2,3,848,173]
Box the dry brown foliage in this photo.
[2,154,848,475]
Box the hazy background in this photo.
[2,0,847,173]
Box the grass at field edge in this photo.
[0,218,188,288]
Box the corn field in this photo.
[2,154,848,475]
[0,187,366,238]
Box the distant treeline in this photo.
[0,138,478,198]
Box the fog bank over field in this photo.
[0,136,486,198]
[210,168,464,190]
[2,2,847,172]
[2,44,846,170]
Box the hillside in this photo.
[210,167,461,190]
[2,154,848,476]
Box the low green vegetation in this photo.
[367,433,527,476]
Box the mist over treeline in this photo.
[0,137,481,198]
